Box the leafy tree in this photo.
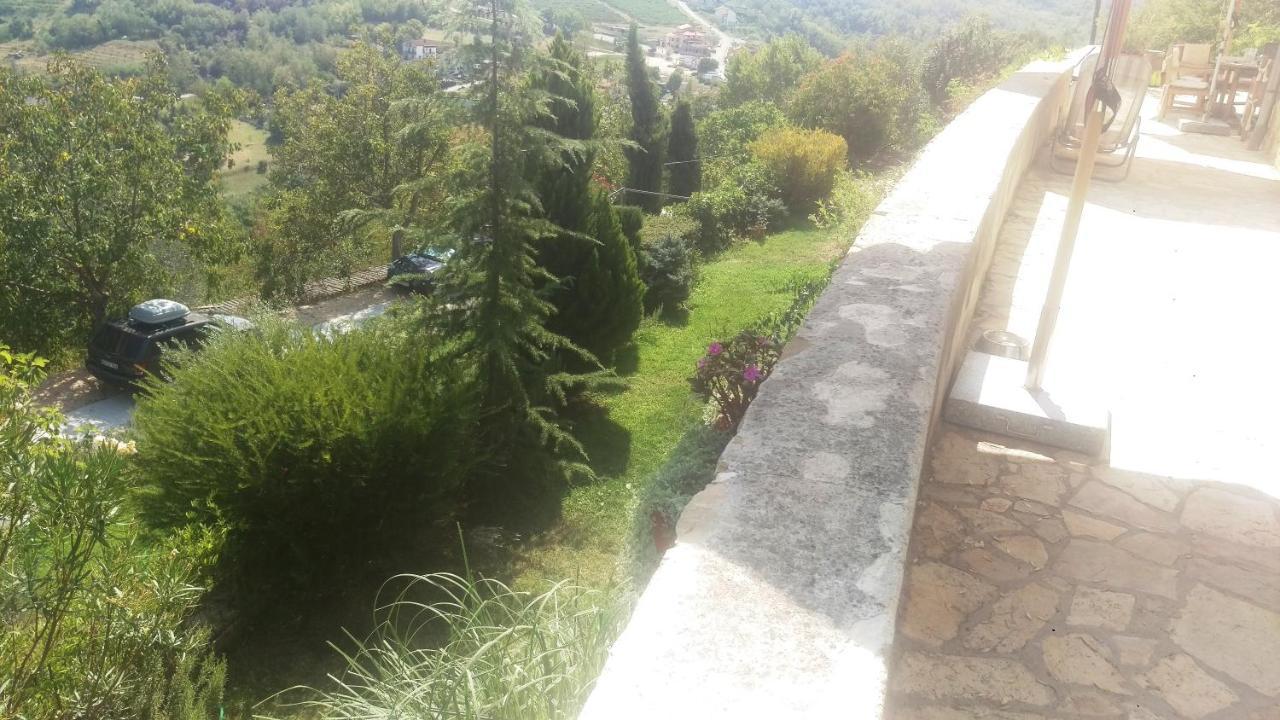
[533,34,643,360]
[430,0,601,519]
[696,56,719,75]
[0,347,225,719]
[749,126,847,213]
[1126,0,1221,51]
[922,16,1016,105]
[1127,0,1279,51]
[697,100,789,187]
[260,42,452,298]
[624,23,665,211]
[788,49,917,161]
[0,57,239,359]
[666,67,684,94]
[723,34,823,107]
[667,99,701,199]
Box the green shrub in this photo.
[0,347,224,720]
[683,162,784,253]
[749,126,848,213]
[812,170,885,232]
[131,318,478,622]
[638,212,698,247]
[544,191,646,361]
[638,232,697,313]
[269,572,622,720]
[629,425,730,573]
[690,268,834,428]
[614,204,645,253]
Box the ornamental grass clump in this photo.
[267,572,621,720]
[690,330,783,429]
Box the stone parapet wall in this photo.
[579,50,1090,720]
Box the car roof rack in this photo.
[129,299,190,326]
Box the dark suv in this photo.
[387,249,451,294]
[86,300,244,387]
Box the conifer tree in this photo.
[666,99,700,199]
[623,24,665,211]
[534,34,643,360]
[536,34,595,230]
[431,0,597,517]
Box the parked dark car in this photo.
[387,250,451,294]
[86,299,250,387]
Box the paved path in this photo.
[890,425,1280,720]
[59,287,396,434]
[888,93,1280,720]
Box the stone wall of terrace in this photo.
[579,49,1093,719]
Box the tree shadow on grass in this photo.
[570,404,632,479]
[612,342,641,376]
[659,305,690,327]
[627,423,732,584]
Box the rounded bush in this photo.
[131,318,477,620]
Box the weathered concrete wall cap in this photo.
[579,51,1088,720]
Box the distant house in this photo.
[664,28,711,57]
[401,39,441,61]
[714,6,738,25]
[595,22,630,37]
[592,32,621,49]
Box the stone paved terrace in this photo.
[887,92,1280,720]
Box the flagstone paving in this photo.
[888,89,1280,720]
[887,424,1280,720]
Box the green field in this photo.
[508,223,849,590]
[607,0,686,25]
[0,39,158,74]
[531,0,684,26]
[219,119,272,199]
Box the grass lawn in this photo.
[219,119,272,199]
[508,223,850,591]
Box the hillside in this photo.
[688,0,1092,49]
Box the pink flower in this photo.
[697,358,707,369]
[708,342,723,356]
[743,365,762,383]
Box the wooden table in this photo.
[1216,58,1261,107]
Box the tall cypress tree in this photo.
[534,33,643,360]
[666,99,700,199]
[623,24,665,212]
[546,189,644,360]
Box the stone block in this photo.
[946,352,1109,456]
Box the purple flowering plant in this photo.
[690,330,782,429]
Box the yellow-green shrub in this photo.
[749,127,848,213]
